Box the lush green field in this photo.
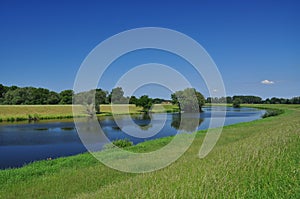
[99,104,178,115]
[0,105,78,121]
[0,104,178,122]
[0,104,299,198]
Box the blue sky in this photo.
[0,0,299,99]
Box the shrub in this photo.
[233,98,242,108]
[103,139,133,150]
[28,114,39,121]
[8,117,15,122]
[262,109,284,118]
[16,117,27,121]
[34,114,40,120]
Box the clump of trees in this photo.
[134,95,153,113]
[233,96,262,104]
[73,88,108,115]
[206,95,300,105]
[109,87,128,104]
[0,84,170,108]
[232,98,242,108]
[0,84,74,105]
[1,83,299,108]
[206,96,262,104]
[171,88,205,112]
[263,97,300,104]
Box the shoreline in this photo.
[0,104,290,170]
[0,104,179,123]
[0,104,299,198]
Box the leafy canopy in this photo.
[171,88,205,112]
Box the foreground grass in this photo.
[0,104,178,122]
[0,105,299,198]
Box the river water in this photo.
[0,106,264,169]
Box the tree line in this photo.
[0,84,73,105]
[206,95,300,104]
[0,84,206,114]
[0,84,170,105]
[1,84,299,107]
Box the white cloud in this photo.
[261,80,274,85]
[212,89,218,93]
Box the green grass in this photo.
[0,104,179,122]
[0,105,78,122]
[0,104,299,198]
[98,104,178,116]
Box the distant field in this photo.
[0,105,77,121]
[0,104,178,122]
[0,104,299,198]
[100,104,178,114]
[0,105,74,117]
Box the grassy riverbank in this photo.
[0,104,178,122]
[0,104,299,198]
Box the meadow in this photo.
[0,104,178,122]
[0,104,299,198]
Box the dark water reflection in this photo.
[171,113,204,132]
[0,107,264,169]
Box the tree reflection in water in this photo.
[132,113,152,131]
[171,113,203,133]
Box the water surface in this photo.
[0,106,264,169]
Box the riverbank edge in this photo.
[0,104,179,123]
[0,104,291,172]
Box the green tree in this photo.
[206,97,212,103]
[47,91,60,104]
[270,97,281,104]
[95,89,108,113]
[0,84,8,99]
[73,89,108,114]
[226,96,233,104]
[59,90,74,104]
[32,88,50,104]
[233,98,242,108]
[135,95,153,112]
[171,88,205,112]
[153,98,165,104]
[95,89,108,104]
[110,87,127,104]
[129,96,138,104]
[3,88,27,104]
[233,95,262,104]
[291,97,300,104]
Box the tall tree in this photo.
[110,87,127,104]
[95,89,108,113]
[129,96,138,104]
[47,91,60,104]
[232,98,242,108]
[135,95,153,112]
[59,90,74,104]
[171,88,205,112]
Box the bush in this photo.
[28,114,40,121]
[16,117,27,121]
[103,139,133,150]
[8,117,15,122]
[262,109,284,118]
[233,98,242,108]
